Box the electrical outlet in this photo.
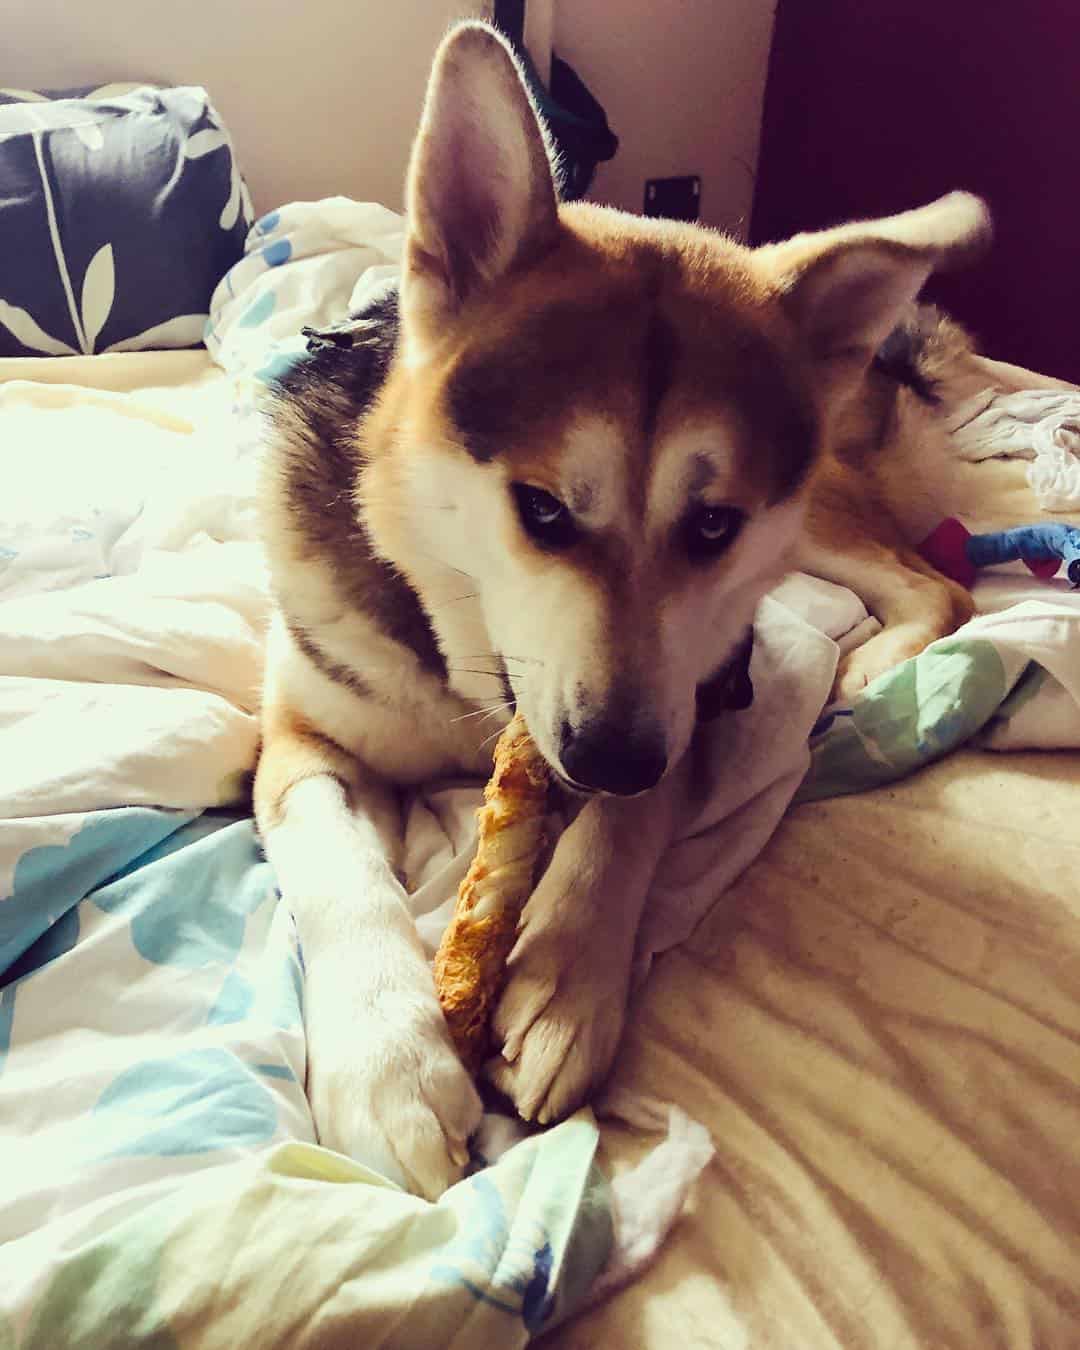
[643,175,701,222]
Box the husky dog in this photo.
[254,21,990,1197]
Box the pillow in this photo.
[0,85,252,356]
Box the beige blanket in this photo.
[550,748,1080,1348]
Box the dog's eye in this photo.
[685,503,745,562]
[512,484,578,549]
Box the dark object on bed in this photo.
[493,0,618,201]
[0,84,251,357]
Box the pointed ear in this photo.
[762,192,991,389]
[401,21,560,341]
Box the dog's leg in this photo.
[801,534,974,700]
[486,771,680,1125]
[801,463,974,700]
[255,700,482,1198]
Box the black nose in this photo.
[558,719,668,796]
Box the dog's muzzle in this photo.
[557,718,668,798]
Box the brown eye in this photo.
[685,504,745,563]
[512,484,578,550]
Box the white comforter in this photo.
[5,198,1080,1346]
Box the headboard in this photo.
[0,0,552,218]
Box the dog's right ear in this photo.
[401,21,560,346]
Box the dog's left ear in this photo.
[401,21,560,344]
[760,192,991,394]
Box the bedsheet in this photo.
[548,745,1080,1349]
[4,218,1080,1347]
[0,355,617,1348]
[0,348,850,1341]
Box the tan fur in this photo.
[801,310,985,693]
[253,699,361,833]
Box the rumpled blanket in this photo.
[4,199,1080,1347]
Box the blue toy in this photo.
[966,523,1080,586]
[919,518,1080,588]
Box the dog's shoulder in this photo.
[258,283,451,701]
[266,285,401,452]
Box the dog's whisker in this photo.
[454,651,543,671]
[450,700,515,724]
[427,593,480,610]
[481,704,513,723]
[479,724,509,752]
[408,545,474,581]
[445,667,507,681]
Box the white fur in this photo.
[557,413,628,530]
[488,759,681,1122]
[646,421,743,531]
[262,773,482,1195]
[268,393,800,1171]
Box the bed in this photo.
[2,53,1079,1350]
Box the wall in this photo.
[0,0,489,216]
[0,0,775,237]
[554,0,776,236]
[752,0,1080,382]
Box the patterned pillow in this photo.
[0,85,252,356]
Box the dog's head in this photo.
[362,22,990,796]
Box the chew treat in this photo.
[434,713,550,1070]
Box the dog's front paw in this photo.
[834,626,935,700]
[834,580,974,701]
[307,989,482,1200]
[485,904,630,1126]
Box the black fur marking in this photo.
[267,286,448,683]
[687,452,715,497]
[696,628,754,721]
[286,619,375,700]
[873,320,941,405]
[499,663,516,710]
[445,358,512,463]
[444,293,656,464]
[641,311,677,442]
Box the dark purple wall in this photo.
[751,1,1080,382]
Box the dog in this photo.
[252,20,992,1198]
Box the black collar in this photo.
[696,628,754,722]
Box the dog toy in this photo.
[919,518,1080,589]
[433,714,551,1071]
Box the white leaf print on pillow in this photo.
[0,299,76,355]
[84,83,146,101]
[182,105,253,233]
[73,121,105,152]
[103,313,207,353]
[80,243,115,351]
[0,87,49,103]
[183,127,226,159]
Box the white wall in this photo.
[553,0,775,236]
[0,0,772,233]
[0,0,491,216]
